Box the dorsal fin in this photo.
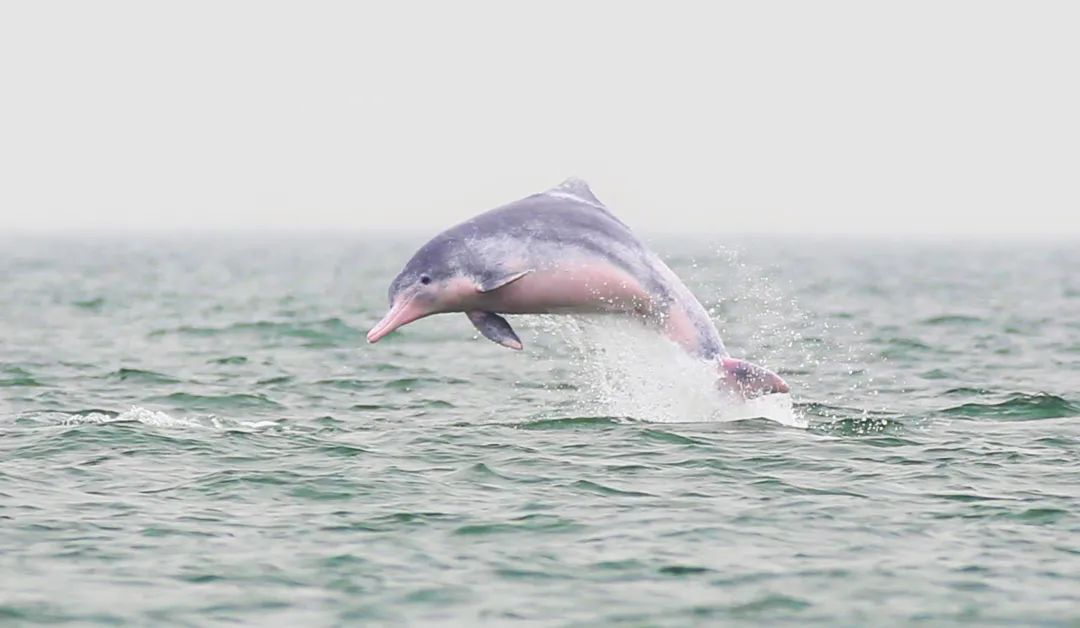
[544,177,604,208]
[541,177,630,228]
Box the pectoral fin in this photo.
[476,269,532,293]
[466,311,523,350]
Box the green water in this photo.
[1,235,1078,625]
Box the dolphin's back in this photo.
[451,182,633,245]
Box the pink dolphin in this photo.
[368,179,789,398]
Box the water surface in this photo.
[1,235,1078,625]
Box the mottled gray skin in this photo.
[387,179,727,359]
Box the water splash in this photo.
[684,243,895,428]
[528,316,806,427]
[511,241,900,429]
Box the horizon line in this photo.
[1,226,1079,243]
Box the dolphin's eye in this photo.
[419,275,432,285]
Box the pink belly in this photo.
[466,261,708,356]
[475,263,655,316]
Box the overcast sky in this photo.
[1,1,1077,236]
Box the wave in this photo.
[942,392,1078,420]
[29,406,278,431]
[149,318,363,347]
[106,368,181,384]
[145,392,283,412]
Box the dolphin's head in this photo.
[367,236,472,344]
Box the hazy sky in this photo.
[1,1,1077,236]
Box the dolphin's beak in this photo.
[367,295,429,344]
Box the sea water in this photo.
[1,234,1077,625]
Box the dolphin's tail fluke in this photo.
[719,358,790,398]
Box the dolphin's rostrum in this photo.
[368,179,789,397]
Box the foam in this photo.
[57,406,278,431]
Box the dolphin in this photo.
[367,179,789,397]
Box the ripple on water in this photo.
[876,336,936,359]
[149,318,364,347]
[315,378,374,391]
[453,514,585,536]
[72,296,106,310]
[570,479,655,497]
[942,392,1079,420]
[380,376,469,391]
[107,368,181,384]
[146,392,284,413]
[208,356,248,365]
[516,416,625,430]
[0,366,46,387]
[919,314,985,326]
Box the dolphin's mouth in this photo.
[367,295,427,343]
